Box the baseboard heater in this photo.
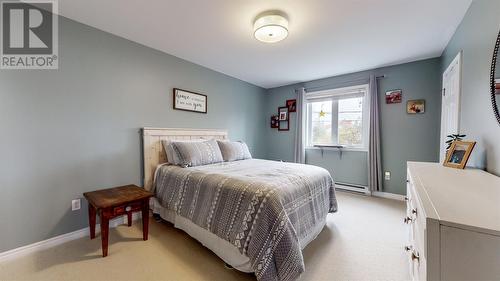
[335,182,368,194]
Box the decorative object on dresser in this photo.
[444,133,466,150]
[83,185,153,257]
[407,99,425,114]
[286,99,297,112]
[405,162,500,281]
[173,88,207,113]
[443,140,475,169]
[385,89,402,104]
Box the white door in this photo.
[440,52,462,162]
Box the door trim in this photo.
[440,51,462,161]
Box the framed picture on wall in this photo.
[278,106,289,120]
[286,99,297,112]
[278,119,289,131]
[407,99,425,114]
[385,89,402,104]
[173,88,207,113]
[278,106,289,131]
[270,115,279,128]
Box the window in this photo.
[306,84,369,150]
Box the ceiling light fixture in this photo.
[253,13,288,43]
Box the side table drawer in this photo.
[113,201,142,216]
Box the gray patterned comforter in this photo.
[154,159,337,281]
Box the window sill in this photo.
[306,146,368,152]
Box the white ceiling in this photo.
[58,0,472,89]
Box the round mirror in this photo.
[491,29,500,125]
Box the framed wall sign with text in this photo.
[173,88,207,113]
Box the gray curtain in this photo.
[294,88,306,163]
[368,75,383,192]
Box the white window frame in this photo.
[305,84,370,151]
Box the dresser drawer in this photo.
[407,225,427,280]
[406,175,427,281]
[410,248,426,281]
[409,188,426,251]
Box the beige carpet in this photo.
[0,191,410,281]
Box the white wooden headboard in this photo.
[142,127,228,191]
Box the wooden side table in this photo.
[83,185,153,257]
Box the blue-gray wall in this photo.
[3,0,499,254]
[0,17,267,252]
[265,58,442,195]
[441,0,500,175]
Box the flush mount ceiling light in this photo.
[253,13,288,43]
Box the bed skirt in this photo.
[150,197,327,273]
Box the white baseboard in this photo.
[336,183,369,194]
[0,213,141,262]
[336,184,406,201]
[371,191,406,201]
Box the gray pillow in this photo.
[217,141,252,162]
[161,140,178,164]
[162,139,206,165]
[172,139,223,167]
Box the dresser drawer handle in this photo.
[404,196,409,202]
[404,216,413,224]
[411,250,420,261]
[411,208,417,215]
[125,206,132,212]
[404,245,413,252]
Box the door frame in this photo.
[440,51,462,161]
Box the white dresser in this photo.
[405,162,500,281]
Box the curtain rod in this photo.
[300,75,386,92]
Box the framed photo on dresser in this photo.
[443,141,476,169]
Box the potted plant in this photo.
[445,134,466,150]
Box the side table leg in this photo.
[88,204,96,239]
[100,213,109,257]
[142,200,149,241]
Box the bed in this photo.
[142,128,337,281]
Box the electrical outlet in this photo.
[71,199,81,211]
[384,171,391,180]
